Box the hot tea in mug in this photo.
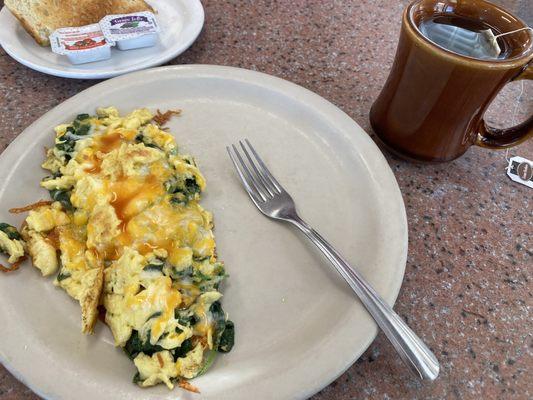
[370,0,533,162]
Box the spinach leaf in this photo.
[193,263,227,291]
[75,124,90,136]
[173,338,194,359]
[132,372,142,384]
[49,189,74,212]
[147,311,162,321]
[210,301,227,348]
[72,115,91,135]
[135,133,162,150]
[75,114,90,121]
[170,265,193,280]
[0,223,21,240]
[165,176,201,204]
[143,259,164,273]
[56,271,71,282]
[175,311,197,327]
[192,269,211,283]
[55,118,92,157]
[123,330,164,360]
[218,320,235,353]
[55,139,76,155]
[197,350,217,376]
[209,302,234,353]
[184,178,200,196]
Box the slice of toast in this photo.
[5,0,155,46]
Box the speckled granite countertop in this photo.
[0,1,532,399]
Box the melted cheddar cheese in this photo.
[8,108,234,391]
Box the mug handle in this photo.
[476,63,533,149]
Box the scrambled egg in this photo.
[0,223,25,263]
[1,108,234,391]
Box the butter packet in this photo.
[99,12,160,51]
[49,24,113,64]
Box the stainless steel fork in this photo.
[227,139,439,381]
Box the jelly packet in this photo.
[100,12,160,50]
[49,24,113,64]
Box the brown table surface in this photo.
[1,1,532,399]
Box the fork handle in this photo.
[289,216,439,381]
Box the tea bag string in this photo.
[493,27,533,40]
[504,26,531,164]
[504,79,525,165]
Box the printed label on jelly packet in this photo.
[100,12,159,39]
[110,15,150,26]
[50,24,111,54]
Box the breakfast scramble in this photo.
[0,107,234,392]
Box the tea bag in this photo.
[478,29,501,58]
[420,23,531,60]
[481,27,533,58]
[420,22,496,59]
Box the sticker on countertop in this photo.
[507,156,533,189]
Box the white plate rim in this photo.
[0,65,408,400]
[0,0,205,79]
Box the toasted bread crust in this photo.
[81,264,104,334]
[5,0,154,46]
[6,6,48,46]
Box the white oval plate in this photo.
[0,1,204,79]
[0,66,407,400]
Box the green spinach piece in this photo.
[193,263,227,291]
[132,372,142,384]
[173,338,194,359]
[197,350,217,376]
[210,301,227,349]
[143,259,165,273]
[75,124,90,136]
[49,189,74,212]
[147,311,162,321]
[56,271,71,282]
[184,178,200,196]
[75,114,90,121]
[165,176,201,204]
[218,320,235,353]
[72,114,91,135]
[208,302,234,353]
[55,117,92,157]
[171,265,193,280]
[55,139,76,156]
[135,133,162,150]
[123,330,164,360]
[0,223,22,240]
[175,311,197,327]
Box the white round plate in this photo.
[0,65,407,400]
[0,1,204,79]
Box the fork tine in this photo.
[244,139,283,193]
[239,140,275,197]
[226,145,266,202]
[232,144,267,200]
[226,146,265,203]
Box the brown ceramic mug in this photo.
[370,0,533,162]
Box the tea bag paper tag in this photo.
[480,29,501,58]
[507,156,533,189]
[481,27,533,59]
